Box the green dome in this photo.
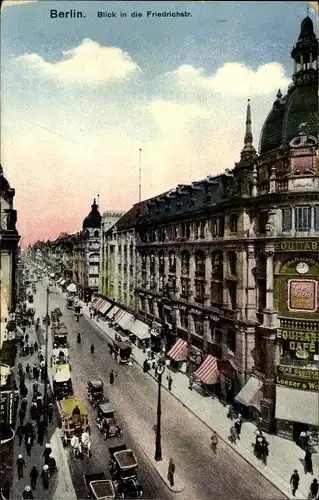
[282,84,318,143]
[259,94,287,154]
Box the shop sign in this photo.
[276,365,319,392]
[0,390,15,427]
[275,240,318,252]
[279,328,318,353]
[288,279,317,312]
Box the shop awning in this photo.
[107,306,119,319]
[129,320,150,340]
[99,300,112,315]
[275,386,319,426]
[117,312,134,330]
[60,279,66,286]
[92,298,103,310]
[66,283,77,293]
[113,308,125,323]
[194,355,219,385]
[235,376,263,408]
[167,339,188,362]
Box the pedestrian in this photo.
[37,419,45,445]
[304,448,313,474]
[167,374,173,391]
[188,376,194,390]
[32,365,37,379]
[30,402,37,421]
[41,367,45,383]
[48,454,56,475]
[16,454,27,479]
[16,423,25,446]
[34,367,39,382]
[25,333,29,343]
[36,395,43,414]
[41,464,50,490]
[110,370,114,385]
[22,486,34,499]
[167,458,175,487]
[29,466,39,490]
[43,443,52,464]
[19,407,26,425]
[25,433,33,456]
[210,431,218,454]
[299,430,306,450]
[47,402,54,424]
[230,425,238,444]
[21,397,28,413]
[22,384,28,399]
[310,478,318,499]
[290,469,300,497]
[234,415,242,439]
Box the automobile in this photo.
[109,445,143,498]
[109,341,132,364]
[87,379,104,407]
[96,401,123,439]
[52,364,73,400]
[84,472,115,499]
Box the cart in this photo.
[109,445,143,498]
[109,341,132,364]
[84,473,115,499]
[96,402,123,439]
[60,397,90,446]
[87,379,104,406]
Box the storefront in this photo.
[166,338,188,371]
[218,359,237,404]
[194,354,220,395]
[234,375,264,420]
[187,344,202,378]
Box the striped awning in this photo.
[117,312,134,329]
[113,308,125,323]
[99,300,112,315]
[106,306,119,319]
[167,339,188,362]
[96,300,107,311]
[194,355,219,385]
[93,298,103,309]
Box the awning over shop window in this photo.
[275,386,319,426]
[128,320,150,340]
[167,339,188,362]
[113,308,125,323]
[194,355,219,385]
[99,300,112,315]
[235,376,263,408]
[93,298,103,310]
[107,306,119,319]
[117,312,134,330]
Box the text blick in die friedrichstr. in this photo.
[49,9,192,19]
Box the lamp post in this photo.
[43,285,50,429]
[154,358,165,461]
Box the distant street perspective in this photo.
[1,2,319,500]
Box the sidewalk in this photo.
[77,298,318,500]
[14,317,76,499]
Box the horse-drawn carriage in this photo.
[87,379,104,407]
[60,398,91,455]
[84,473,115,499]
[53,364,73,400]
[109,445,143,498]
[109,341,132,365]
[96,401,123,439]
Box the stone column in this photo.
[187,312,195,342]
[188,251,195,303]
[205,219,212,240]
[262,246,278,329]
[204,251,211,308]
[146,254,151,287]
[154,253,159,292]
[153,300,159,319]
[164,253,169,282]
[175,252,181,300]
[246,245,257,322]
[236,250,246,320]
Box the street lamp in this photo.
[154,358,166,462]
[43,286,50,429]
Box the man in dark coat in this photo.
[22,385,28,399]
[43,443,52,465]
[29,466,39,490]
[37,419,45,445]
[17,454,27,479]
[19,407,26,425]
[41,465,50,490]
[30,402,38,421]
[25,433,33,456]
[16,423,25,446]
[47,402,54,424]
[304,448,313,474]
[22,486,34,499]
[290,469,300,496]
[110,370,114,385]
[310,478,318,499]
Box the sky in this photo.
[1,0,317,246]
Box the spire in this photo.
[242,99,255,152]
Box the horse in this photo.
[70,435,82,458]
[81,432,92,458]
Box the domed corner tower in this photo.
[258,15,318,190]
[82,199,102,301]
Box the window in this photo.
[258,211,268,234]
[181,278,189,296]
[211,218,217,237]
[282,208,292,232]
[141,254,147,270]
[230,214,237,233]
[211,282,223,304]
[181,252,189,273]
[195,280,204,301]
[227,330,236,352]
[295,206,311,231]
[195,317,203,336]
[180,311,188,329]
[195,252,205,275]
[169,252,176,271]
[257,280,266,311]
[200,221,206,239]
[228,252,237,276]
[212,252,223,277]
[217,216,224,237]
[228,282,237,310]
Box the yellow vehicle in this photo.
[60,397,90,446]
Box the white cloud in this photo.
[1,0,38,10]
[18,39,141,85]
[167,62,289,96]
[147,100,208,134]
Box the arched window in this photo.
[181,251,189,273]
[195,251,205,275]
[94,230,99,238]
[169,251,176,272]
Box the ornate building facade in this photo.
[99,210,125,298]
[135,16,318,435]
